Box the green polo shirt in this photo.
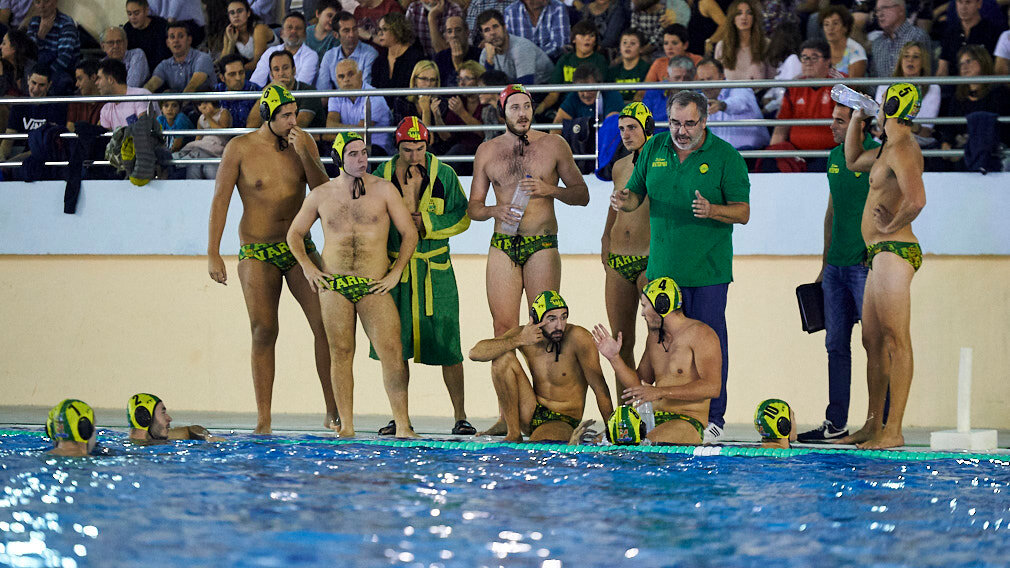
[826,134,879,267]
[626,129,750,287]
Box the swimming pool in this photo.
[2,429,1008,567]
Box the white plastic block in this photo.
[930,429,998,451]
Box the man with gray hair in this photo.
[642,55,694,123]
[695,57,768,150]
[610,90,751,443]
[869,0,929,77]
[101,26,150,88]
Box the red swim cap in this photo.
[394,116,430,146]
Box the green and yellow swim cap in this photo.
[607,405,645,445]
[46,399,95,443]
[259,83,296,121]
[754,399,792,439]
[128,393,162,430]
[530,290,568,324]
[331,131,365,169]
[642,277,682,317]
[619,102,655,137]
[882,83,921,122]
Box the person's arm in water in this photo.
[518,136,590,205]
[467,144,522,226]
[591,324,643,390]
[844,109,876,172]
[874,139,926,234]
[288,125,329,189]
[575,327,615,421]
[207,141,240,285]
[168,425,225,441]
[288,189,330,292]
[469,319,542,362]
[691,190,750,224]
[371,181,419,294]
[622,325,723,405]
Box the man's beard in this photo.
[285,38,303,49]
[672,132,701,150]
[506,115,530,135]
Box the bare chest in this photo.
[522,345,583,387]
[652,341,695,387]
[486,137,559,194]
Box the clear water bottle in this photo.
[499,175,531,236]
[831,84,879,116]
[636,401,656,434]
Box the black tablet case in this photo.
[796,282,825,333]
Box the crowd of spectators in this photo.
[0,0,1008,179]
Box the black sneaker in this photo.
[796,420,848,443]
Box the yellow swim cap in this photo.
[619,102,655,137]
[46,399,95,443]
[754,399,792,439]
[128,393,162,430]
[259,83,297,122]
[331,131,365,170]
[642,277,682,317]
[882,83,921,122]
[607,405,645,445]
[529,290,568,324]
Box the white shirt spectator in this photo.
[122,48,151,88]
[250,44,320,89]
[326,81,393,153]
[316,43,379,90]
[100,87,159,129]
[995,30,1010,60]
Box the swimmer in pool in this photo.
[287,132,420,439]
[754,399,797,449]
[46,399,97,457]
[592,277,722,445]
[208,83,338,434]
[468,291,614,443]
[127,393,224,442]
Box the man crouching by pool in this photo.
[592,277,722,445]
[128,393,224,442]
[287,132,420,439]
[468,291,614,443]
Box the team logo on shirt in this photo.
[828,164,840,174]
[699,164,709,174]
[651,157,668,168]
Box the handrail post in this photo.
[364,95,371,150]
[594,91,601,173]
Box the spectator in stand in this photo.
[372,12,426,107]
[609,29,650,103]
[504,0,569,61]
[0,63,65,161]
[66,59,103,131]
[997,28,1010,76]
[642,54,693,120]
[581,0,629,51]
[98,59,155,130]
[431,59,486,169]
[536,20,607,118]
[1,28,36,95]
[250,13,319,87]
[936,0,1002,76]
[144,22,215,93]
[761,20,802,115]
[393,59,440,123]
[249,0,278,25]
[147,0,205,47]
[869,0,929,77]
[406,0,463,58]
[23,0,79,94]
[0,0,32,29]
[477,68,507,140]
[317,12,378,93]
[101,26,149,88]
[820,6,866,77]
[696,57,769,150]
[767,39,838,171]
[215,53,261,128]
[220,0,277,72]
[478,9,553,83]
[713,0,772,81]
[874,41,939,146]
[685,0,727,58]
[247,50,326,129]
[304,0,341,57]
[433,15,481,86]
[156,98,194,152]
[355,0,405,46]
[629,0,664,57]
[124,0,170,72]
[324,58,394,154]
[554,64,624,123]
[645,24,702,83]
[939,45,1010,167]
[177,99,231,179]
[466,0,511,45]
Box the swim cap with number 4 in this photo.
[642,277,682,317]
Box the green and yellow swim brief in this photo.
[866,241,922,272]
[239,238,316,273]
[529,403,580,430]
[325,274,374,303]
[490,232,558,267]
[607,253,649,284]
[654,411,705,443]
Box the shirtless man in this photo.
[468,291,614,443]
[208,84,336,434]
[836,83,926,450]
[601,102,654,379]
[45,399,98,457]
[287,132,420,438]
[592,277,722,445]
[127,393,224,442]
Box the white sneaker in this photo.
[703,423,723,444]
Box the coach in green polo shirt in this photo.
[797,103,879,444]
[611,90,750,443]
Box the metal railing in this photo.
[0,75,1005,169]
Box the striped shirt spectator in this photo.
[503,0,569,60]
[465,0,511,42]
[25,5,80,85]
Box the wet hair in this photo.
[380,12,414,46]
[720,0,766,71]
[98,58,129,85]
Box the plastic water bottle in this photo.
[499,176,531,236]
[831,84,880,116]
[636,401,656,434]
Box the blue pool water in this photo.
[2,430,1009,567]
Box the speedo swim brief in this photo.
[325,274,374,303]
[607,253,649,284]
[654,411,705,442]
[866,241,922,272]
[238,238,316,273]
[529,403,580,430]
[490,232,558,267]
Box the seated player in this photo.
[45,399,97,457]
[127,393,224,442]
[754,398,796,449]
